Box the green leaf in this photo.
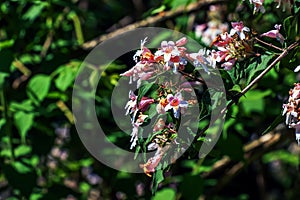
[0,73,8,88]
[169,0,192,9]
[80,158,94,167]
[152,169,164,195]
[229,84,242,93]
[239,89,272,115]
[134,145,141,160]
[138,82,155,102]
[10,99,34,112]
[0,39,14,50]
[0,148,12,158]
[246,55,273,85]
[23,3,47,22]
[55,66,76,91]
[263,150,299,166]
[152,188,176,200]
[14,145,32,158]
[80,182,91,193]
[29,193,44,200]
[22,155,39,167]
[284,14,299,41]
[14,111,34,142]
[13,161,32,174]
[27,74,51,103]
[151,5,166,15]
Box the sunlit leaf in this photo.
[239,89,272,115]
[263,150,299,166]
[27,74,51,103]
[23,3,47,22]
[55,67,76,91]
[152,188,176,200]
[14,145,32,158]
[14,111,34,143]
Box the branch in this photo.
[255,37,284,52]
[81,0,225,50]
[195,41,300,140]
[239,41,300,97]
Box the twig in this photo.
[239,41,299,96]
[178,70,205,84]
[255,37,284,52]
[82,0,225,50]
[0,85,15,161]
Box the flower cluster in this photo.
[261,24,285,45]
[245,0,294,13]
[209,21,256,70]
[282,83,300,144]
[120,37,188,88]
[121,20,287,176]
[121,37,205,176]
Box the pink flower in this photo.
[154,38,187,73]
[164,93,188,118]
[155,41,180,63]
[261,24,285,44]
[230,21,250,40]
[211,32,233,47]
[133,37,155,63]
[186,49,217,74]
[124,91,154,122]
[139,146,169,177]
[138,97,154,112]
[175,37,188,46]
[130,113,149,149]
[125,91,137,116]
[282,83,300,144]
[221,59,236,70]
[246,0,265,13]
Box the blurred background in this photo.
[0,0,299,199]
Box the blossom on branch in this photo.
[282,83,300,145]
[209,21,255,70]
[164,93,188,119]
[261,24,285,45]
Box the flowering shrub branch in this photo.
[195,40,300,141]
[120,16,300,180]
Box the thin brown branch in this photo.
[255,37,284,52]
[82,0,225,50]
[178,70,205,84]
[240,41,299,96]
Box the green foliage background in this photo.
[0,0,299,199]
